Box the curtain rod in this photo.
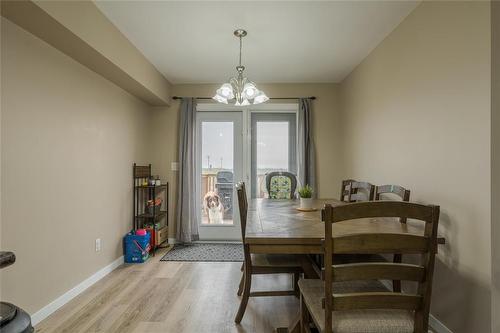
[171,96,316,100]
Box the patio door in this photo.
[250,113,297,198]
[196,112,243,240]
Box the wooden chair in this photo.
[340,179,375,202]
[374,185,411,222]
[235,182,303,323]
[374,184,411,292]
[299,201,440,333]
[339,179,355,202]
[265,171,298,199]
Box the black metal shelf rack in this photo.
[133,163,169,256]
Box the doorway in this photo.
[197,111,243,240]
[196,104,297,241]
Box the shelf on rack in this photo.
[135,184,167,190]
[136,210,167,219]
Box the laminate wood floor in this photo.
[36,248,299,333]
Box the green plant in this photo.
[298,185,313,198]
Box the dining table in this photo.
[244,198,446,333]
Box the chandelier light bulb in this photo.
[220,83,234,99]
[253,91,269,105]
[242,82,258,99]
[212,94,228,104]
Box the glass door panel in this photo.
[251,113,297,198]
[197,112,242,240]
[201,121,234,225]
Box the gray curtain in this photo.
[297,98,316,197]
[176,98,199,243]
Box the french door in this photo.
[196,104,297,241]
[197,112,243,240]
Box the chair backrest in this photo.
[321,201,440,333]
[374,184,411,223]
[339,179,355,202]
[236,182,248,241]
[236,182,252,269]
[265,171,297,199]
[340,179,375,202]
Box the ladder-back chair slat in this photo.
[332,263,425,282]
[333,233,429,254]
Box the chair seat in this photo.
[298,279,414,333]
[251,253,302,268]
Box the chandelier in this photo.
[213,29,269,106]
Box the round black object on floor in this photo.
[0,302,34,333]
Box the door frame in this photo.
[196,103,298,241]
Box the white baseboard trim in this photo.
[429,314,453,333]
[31,255,124,326]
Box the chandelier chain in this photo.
[239,36,242,67]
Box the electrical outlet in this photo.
[95,238,101,252]
[171,162,179,171]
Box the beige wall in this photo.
[0,18,152,314]
[150,83,341,237]
[340,2,491,332]
[492,1,499,332]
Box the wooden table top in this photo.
[245,199,444,248]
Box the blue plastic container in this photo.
[124,231,151,263]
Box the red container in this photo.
[135,229,147,236]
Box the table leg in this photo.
[298,254,320,279]
[277,255,320,333]
[288,317,301,333]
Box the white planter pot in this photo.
[300,198,313,209]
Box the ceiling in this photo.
[95,1,419,84]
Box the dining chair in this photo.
[265,171,298,199]
[298,201,440,333]
[340,179,375,202]
[374,184,411,292]
[235,182,303,323]
[339,179,355,202]
[374,184,411,222]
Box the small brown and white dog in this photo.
[203,191,224,224]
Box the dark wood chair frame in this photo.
[339,179,355,202]
[235,182,303,323]
[299,201,440,333]
[374,184,411,292]
[340,179,375,202]
[265,171,298,199]
[374,185,411,218]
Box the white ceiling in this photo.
[95,1,419,84]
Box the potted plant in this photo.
[298,185,313,209]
